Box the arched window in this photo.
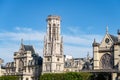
[100,53,113,69]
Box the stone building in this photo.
[0,58,5,76]
[64,54,93,72]
[42,15,64,73]
[5,42,42,80]
[64,58,85,72]
[93,28,120,79]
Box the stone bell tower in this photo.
[42,15,64,73]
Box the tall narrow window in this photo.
[53,28,56,39]
[57,28,59,40]
[28,68,30,72]
[49,26,51,41]
[53,24,56,39]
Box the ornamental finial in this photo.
[21,38,23,45]
[106,25,108,34]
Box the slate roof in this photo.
[109,34,118,42]
[23,45,35,54]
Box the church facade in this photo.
[93,28,120,79]
[42,15,64,73]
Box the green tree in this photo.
[64,72,82,80]
[0,76,19,80]
[79,72,92,80]
[40,72,92,80]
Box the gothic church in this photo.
[93,28,120,79]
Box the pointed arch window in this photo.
[100,53,113,69]
[49,24,51,41]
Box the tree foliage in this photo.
[40,72,92,80]
[79,72,92,80]
[0,76,19,80]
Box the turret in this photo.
[118,29,120,42]
[92,38,100,69]
[92,38,100,47]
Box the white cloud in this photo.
[63,34,102,46]
[15,27,32,32]
[63,34,103,58]
[66,26,80,34]
[0,27,104,64]
[0,31,45,41]
[15,27,21,31]
[64,45,92,58]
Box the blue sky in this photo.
[0,0,120,63]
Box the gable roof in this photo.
[109,34,118,42]
[23,45,35,54]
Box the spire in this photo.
[87,52,90,58]
[93,38,96,43]
[87,52,91,61]
[21,38,23,45]
[106,25,108,34]
[93,38,100,47]
[19,38,24,53]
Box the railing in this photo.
[79,69,119,73]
